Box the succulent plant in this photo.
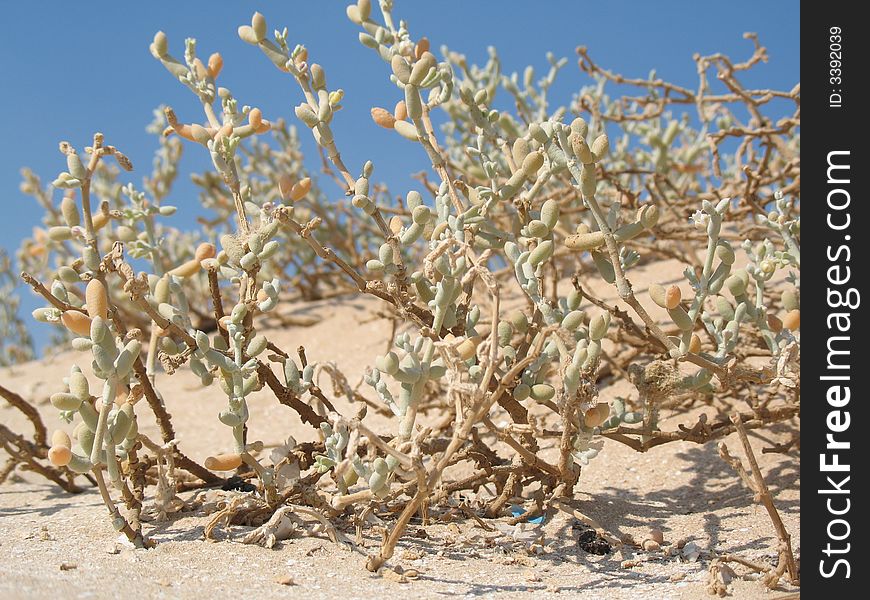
[3,1,798,571]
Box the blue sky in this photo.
[0,1,799,352]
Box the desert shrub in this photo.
[2,0,798,582]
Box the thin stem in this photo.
[723,413,798,585]
[92,467,145,548]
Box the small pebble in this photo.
[59,562,77,571]
[381,568,409,583]
[275,575,295,586]
[513,555,536,567]
[682,541,701,561]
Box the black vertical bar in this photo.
[803,2,867,594]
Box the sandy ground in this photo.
[0,261,800,599]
